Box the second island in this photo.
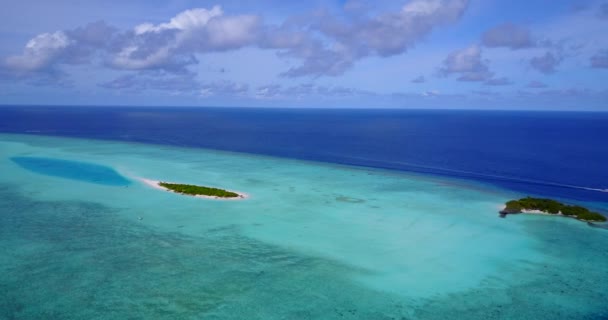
[499,197,606,222]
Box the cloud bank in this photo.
[2,0,470,82]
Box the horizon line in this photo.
[0,104,606,113]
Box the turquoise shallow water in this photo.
[0,133,607,319]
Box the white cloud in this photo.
[111,45,174,70]
[112,6,260,71]
[254,83,372,99]
[439,45,493,81]
[4,31,71,73]
[99,71,200,93]
[278,0,470,77]
[422,89,440,97]
[134,7,223,35]
[1,2,470,83]
[204,15,260,50]
[402,0,443,15]
[200,81,249,97]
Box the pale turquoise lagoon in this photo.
[0,134,607,319]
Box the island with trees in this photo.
[158,182,244,199]
[499,197,606,222]
[137,177,248,200]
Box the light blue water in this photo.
[0,133,607,319]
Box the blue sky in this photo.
[1,0,607,110]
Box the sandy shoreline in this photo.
[498,205,607,223]
[520,208,563,216]
[499,205,565,217]
[137,177,249,200]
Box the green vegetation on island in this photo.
[159,182,240,198]
[500,197,606,222]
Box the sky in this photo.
[0,0,607,110]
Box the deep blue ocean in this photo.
[1,105,607,202]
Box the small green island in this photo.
[500,197,606,222]
[159,182,241,198]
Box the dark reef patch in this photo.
[10,156,130,186]
[336,196,366,204]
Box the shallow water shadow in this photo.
[10,156,130,186]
